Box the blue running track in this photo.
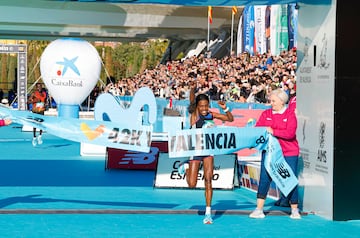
[0,124,358,238]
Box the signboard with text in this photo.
[154,153,236,189]
[0,44,27,110]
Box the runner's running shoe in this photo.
[203,214,213,224]
[37,135,43,145]
[290,208,301,219]
[249,209,265,219]
[32,137,37,147]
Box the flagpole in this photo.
[207,20,210,51]
[230,11,234,55]
[207,7,210,51]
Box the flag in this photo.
[288,3,298,49]
[231,6,238,55]
[232,6,238,15]
[208,6,213,24]
[207,6,212,50]
[243,5,255,55]
[237,13,243,55]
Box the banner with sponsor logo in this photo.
[106,141,168,170]
[287,3,298,49]
[265,6,271,53]
[297,1,336,219]
[0,44,28,110]
[263,134,298,196]
[254,5,267,54]
[154,153,236,189]
[0,87,157,153]
[270,4,280,55]
[168,126,298,196]
[236,13,243,56]
[167,126,268,158]
[279,4,289,53]
[0,104,152,152]
[243,5,255,55]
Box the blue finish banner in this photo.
[168,126,268,158]
[263,134,298,196]
[168,126,298,196]
[0,104,152,153]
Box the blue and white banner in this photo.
[254,5,267,54]
[270,4,280,55]
[265,6,271,53]
[0,105,152,152]
[236,13,243,56]
[288,3,298,49]
[168,126,268,158]
[168,126,298,196]
[263,134,298,196]
[243,5,255,55]
[279,5,289,52]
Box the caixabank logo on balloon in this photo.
[53,56,83,87]
[40,38,101,108]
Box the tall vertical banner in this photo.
[288,3,298,49]
[279,5,289,52]
[243,5,255,55]
[238,4,297,56]
[236,13,243,55]
[265,6,271,53]
[254,5,267,54]
[230,6,238,54]
[270,4,280,55]
[0,44,28,110]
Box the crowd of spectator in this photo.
[89,48,298,109]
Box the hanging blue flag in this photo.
[243,5,255,55]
